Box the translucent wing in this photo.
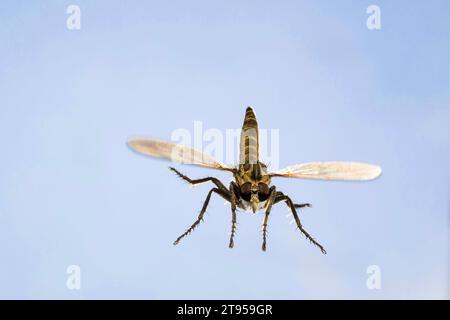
[127,137,234,172]
[270,162,382,181]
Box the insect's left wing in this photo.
[127,137,234,172]
[270,162,382,181]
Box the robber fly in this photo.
[127,107,382,253]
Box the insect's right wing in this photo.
[127,137,235,172]
[270,162,382,181]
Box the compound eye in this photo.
[240,182,251,194]
[257,183,270,201]
[258,183,269,194]
[240,182,252,201]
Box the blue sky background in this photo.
[0,1,449,299]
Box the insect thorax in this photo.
[234,162,271,188]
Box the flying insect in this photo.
[128,107,382,253]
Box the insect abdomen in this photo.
[239,107,259,165]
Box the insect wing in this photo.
[127,137,234,171]
[270,162,382,181]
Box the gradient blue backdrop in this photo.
[0,1,449,299]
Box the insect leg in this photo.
[276,192,327,254]
[169,167,227,191]
[293,203,312,209]
[228,182,238,248]
[274,192,311,209]
[173,187,230,245]
[262,186,277,251]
